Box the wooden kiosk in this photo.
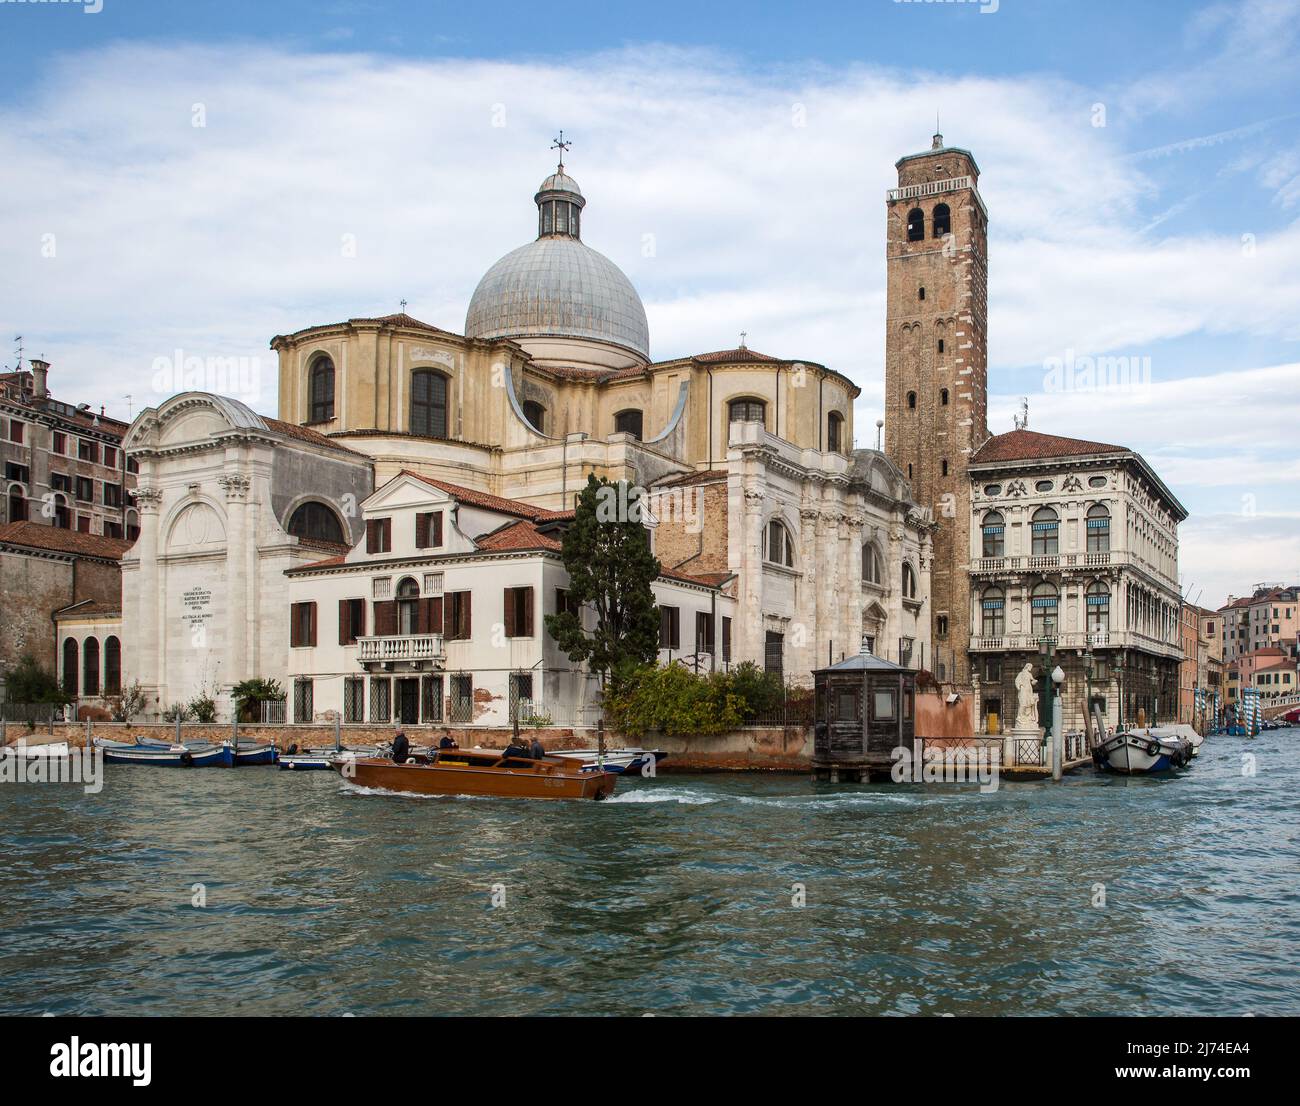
[812,650,917,782]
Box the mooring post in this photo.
[174,715,182,744]
[334,712,342,754]
[597,717,606,771]
[85,717,91,748]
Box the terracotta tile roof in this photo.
[692,347,781,363]
[400,471,549,520]
[263,417,365,456]
[293,554,348,571]
[476,519,563,553]
[0,521,133,560]
[658,566,732,589]
[349,312,446,333]
[971,428,1128,464]
[294,537,352,555]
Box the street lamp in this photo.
[1051,665,1065,781]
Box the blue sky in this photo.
[1,0,1297,606]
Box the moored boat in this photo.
[544,747,668,776]
[1093,728,1194,775]
[279,749,337,770]
[1,739,71,759]
[232,740,278,766]
[335,748,617,800]
[94,736,234,767]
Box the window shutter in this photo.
[416,512,429,549]
[432,511,444,546]
[504,588,516,637]
[373,600,397,636]
[308,602,317,646]
[366,519,378,554]
[722,617,732,662]
[462,593,471,639]
[338,599,350,645]
[522,588,534,636]
[290,605,300,648]
[426,596,443,634]
[380,517,391,552]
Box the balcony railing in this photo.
[968,629,1185,656]
[971,551,1118,575]
[357,635,445,663]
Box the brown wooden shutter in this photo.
[659,607,670,649]
[426,596,443,634]
[432,511,444,547]
[415,512,429,549]
[462,593,471,639]
[290,605,301,648]
[353,599,366,639]
[723,617,732,662]
[338,599,351,645]
[381,517,392,552]
[504,588,516,637]
[373,600,397,636]
[523,588,534,636]
[308,602,317,646]
[365,519,378,554]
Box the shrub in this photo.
[189,692,218,724]
[161,702,193,722]
[605,663,744,738]
[723,660,785,719]
[108,680,149,723]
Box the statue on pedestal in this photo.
[1014,662,1040,730]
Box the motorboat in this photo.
[335,747,617,800]
[544,747,668,776]
[1093,728,1194,775]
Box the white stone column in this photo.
[218,472,251,699]
[132,486,164,711]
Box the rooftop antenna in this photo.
[550,130,572,173]
[399,299,407,312]
[11,335,22,372]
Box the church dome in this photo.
[465,166,649,364]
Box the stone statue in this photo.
[1014,662,1039,729]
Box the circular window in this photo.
[983,484,1002,496]
[1088,476,1107,488]
[1035,480,1053,492]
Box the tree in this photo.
[230,678,284,723]
[108,680,148,723]
[1,653,68,705]
[544,474,661,683]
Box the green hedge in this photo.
[604,661,785,738]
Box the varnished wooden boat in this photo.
[334,749,618,801]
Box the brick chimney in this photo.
[30,358,49,400]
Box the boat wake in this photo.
[603,787,719,805]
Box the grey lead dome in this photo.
[464,169,649,362]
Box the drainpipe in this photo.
[706,366,714,468]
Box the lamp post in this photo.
[1051,665,1065,781]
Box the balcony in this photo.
[357,635,445,664]
[969,629,1181,659]
[971,551,1119,576]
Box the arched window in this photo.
[62,638,78,696]
[104,636,121,695]
[862,543,882,585]
[1031,506,1059,556]
[1031,581,1059,638]
[940,388,949,406]
[906,391,917,410]
[7,484,26,522]
[932,202,951,238]
[309,356,335,423]
[765,519,795,568]
[614,409,643,440]
[82,637,100,697]
[728,398,766,425]
[981,511,1005,558]
[287,501,345,545]
[126,510,140,541]
[1087,581,1110,634]
[1086,503,1111,553]
[902,562,918,599]
[522,400,546,434]
[906,207,925,242]
[981,587,1005,638]
[411,370,449,439]
[827,411,843,453]
[396,576,420,636]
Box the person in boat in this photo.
[392,730,411,764]
[502,736,531,762]
[529,736,546,760]
[438,731,458,749]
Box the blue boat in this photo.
[137,734,276,765]
[279,750,336,770]
[233,741,278,766]
[93,737,232,768]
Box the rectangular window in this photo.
[76,515,91,533]
[695,611,715,655]
[423,571,443,594]
[659,605,680,650]
[503,586,534,637]
[415,511,444,549]
[102,446,117,468]
[78,439,98,463]
[764,631,784,676]
[339,597,365,645]
[52,431,66,454]
[50,473,72,494]
[76,476,94,502]
[722,616,732,663]
[344,677,365,723]
[102,482,122,508]
[509,672,534,723]
[422,675,444,722]
[4,462,29,483]
[372,576,392,599]
[447,591,472,640]
[290,601,317,647]
[8,420,24,444]
[370,677,391,722]
[294,679,314,723]
[873,688,897,720]
[556,587,580,616]
[366,517,392,554]
[450,674,473,722]
[103,521,123,539]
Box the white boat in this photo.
[1143,723,1205,757]
[545,747,668,776]
[1093,728,1194,775]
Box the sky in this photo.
[1,0,1297,608]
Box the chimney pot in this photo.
[30,358,49,400]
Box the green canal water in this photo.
[2,730,1298,1016]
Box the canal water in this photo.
[2,731,1298,1017]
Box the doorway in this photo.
[397,678,420,725]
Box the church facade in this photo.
[116,152,931,723]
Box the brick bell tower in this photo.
[884,133,989,685]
